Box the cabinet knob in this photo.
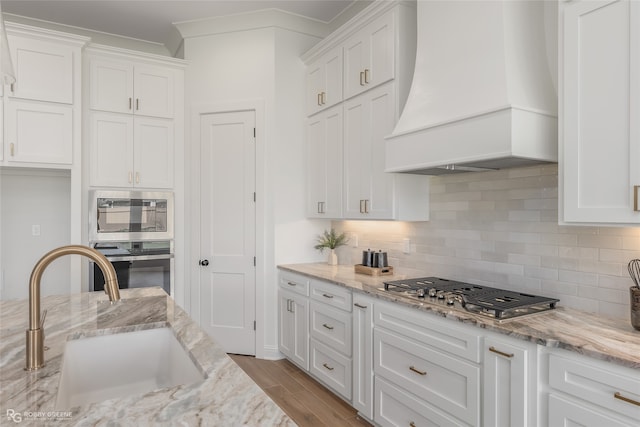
[199,259,209,266]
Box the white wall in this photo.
[333,164,640,322]
[0,169,71,300]
[184,25,326,358]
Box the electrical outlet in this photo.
[32,225,41,236]
[349,233,358,248]
[402,238,411,254]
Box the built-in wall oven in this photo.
[89,191,174,296]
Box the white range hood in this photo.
[385,0,558,175]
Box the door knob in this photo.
[199,259,209,266]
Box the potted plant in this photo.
[314,229,349,265]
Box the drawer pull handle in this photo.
[287,281,297,286]
[489,346,514,358]
[635,186,640,211]
[409,423,417,427]
[409,366,427,376]
[322,363,334,371]
[322,323,334,330]
[322,293,334,299]
[614,392,640,406]
[354,303,367,309]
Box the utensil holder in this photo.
[631,287,640,331]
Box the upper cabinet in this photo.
[561,0,640,223]
[343,11,395,100]
[89,59,175,118]
[0,23,87,168]
[85,47,185,189]
[302,1,429,221]
[306,46,343,116]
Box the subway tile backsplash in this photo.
[333,164,639,321]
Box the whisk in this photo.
[627,259,640,289]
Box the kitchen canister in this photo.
[375,250,388,268]
[631,287,640,331]
[362,249,374,267]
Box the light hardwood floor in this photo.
[230,354,372,427]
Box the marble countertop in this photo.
[279,263,640,370]
[0,288,295,426]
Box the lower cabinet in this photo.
[483,333,537,427]
[545,348,640,426]
[278,272,310,370]
[352,293,374,420]
[309,339,352,400]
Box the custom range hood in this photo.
[385,0,558,175]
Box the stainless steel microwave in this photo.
[89,190,174,242]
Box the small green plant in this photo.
[314,229,349,253]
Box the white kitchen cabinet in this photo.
[278,272,310,370]
[373,299,481,426]
[4,99,73,165]
[306,46,342,116]
[344,82,429,220]
[545,348,640,425]
[89,112,174,188]
[306,105,343,218]
[7,33,74,104]
[483,333,537,427]
[89,58,174,118]
[343,10,395,100]
[309,336,352,401]
[352,294,374,421]
[561,0,640,223]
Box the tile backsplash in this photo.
[333,164,640,321]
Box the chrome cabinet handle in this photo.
[354,303,367,309]
[614,392,640,406]
[489,346,514,358]
[322,293,334,299]
[409,366,427,376]
[322,323,334,330]
[322,363,334,371]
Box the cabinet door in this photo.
[563,0,640,223]
[133,117,174,188]
[89,59,134,114]
[344,11,395,99]
[278,290,309,370]
[134,66,174,118]
[5,99,73,165]
[307,106,343,218]
[352,294,374,420]
[306,47,343,116]
[343,82,396,219]
[484,336,535,427]
[278,291,295,361]
[89,112,134,187]
[8,35,73,104]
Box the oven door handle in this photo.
[103,254,174,262]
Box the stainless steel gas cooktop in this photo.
[382,277,558,320]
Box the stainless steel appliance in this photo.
[90,240,173,295]
[382,277,558,320]
[89,190,174,242]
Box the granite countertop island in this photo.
[0,287,295,426]
[279,263,640,370]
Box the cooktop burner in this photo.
[383,277,558,320]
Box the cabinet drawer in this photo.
[374,299,481,362]
[309,339,352,400]
[548,352,640,421]
[279,271,309,297]
[309,301,352,356]
[310,280,352,311]
[374,328,480,426]
[548,394,633,427]
[375,376,470,427]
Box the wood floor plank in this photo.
[230,355,373,427]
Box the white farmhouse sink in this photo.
[56,327,205,408]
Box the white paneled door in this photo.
[199,111,256,355]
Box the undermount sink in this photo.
[56,327,205,408]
